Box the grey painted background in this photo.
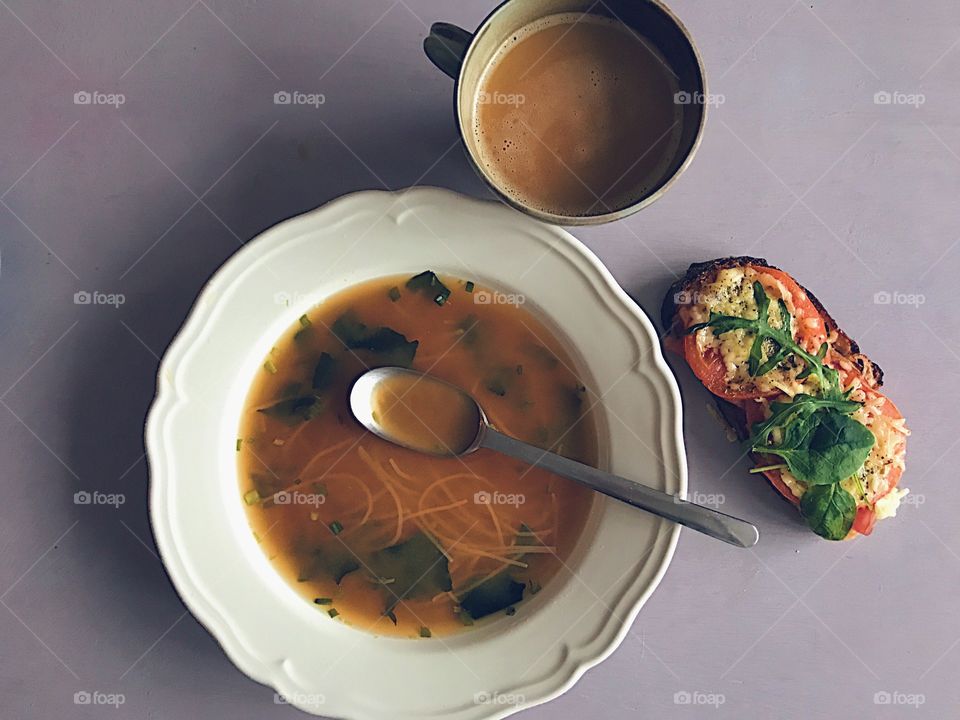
[1,1,957,718]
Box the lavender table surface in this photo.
[1,1,957,718]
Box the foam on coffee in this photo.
[472,13,684,217]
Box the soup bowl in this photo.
[146,187,686,719]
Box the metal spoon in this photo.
[350,367,759,548]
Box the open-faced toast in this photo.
[661,257,908,540]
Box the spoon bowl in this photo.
[350,366,486,456]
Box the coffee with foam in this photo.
[473,13,683,217]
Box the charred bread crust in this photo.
[660,256,884,389]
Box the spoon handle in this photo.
[479,428,758,548]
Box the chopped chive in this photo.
[528,580,541,595]
[263,359,278,374]
[505,607,517,616]
[328,608,340,618]
[388,286,401,302]
[329,520,344,536]
[235,438,242,452]
[298,314,311,328]
[516,364,523,375]
[459,611,474,626]
[419,626,432,638]
[464,281,475,293]
[243,489,260,505]
[313,597,333,605]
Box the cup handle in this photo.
[423,22,473,79]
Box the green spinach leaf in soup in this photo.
[331,311,419,368]
[460,571,525,620]
[405,271,451,306]
[366,532,452,612]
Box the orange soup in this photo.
[237,272,597,637]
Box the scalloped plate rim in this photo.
[146,186,686,720]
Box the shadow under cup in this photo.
[430,0,706,225]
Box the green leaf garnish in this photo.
[298,546,360,585]
[311,352,336,391]
[406,271,451,306]
[367,532,452,612]
[331,311,419,367]
[460,571,525,620]
[756,410,875,486]
[800,483,856,540]
[687,281,843,399]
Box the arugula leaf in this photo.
[747,393,862,447]
[406,271,451,306]
[460,571,525,620]
[367,532,452,611]
[687,281,843,398]
[800,483,856,540]
[758,410,874,486]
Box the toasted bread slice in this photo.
[660,257,908,539]
[661,256,883,389]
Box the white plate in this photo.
[146,187,686,720]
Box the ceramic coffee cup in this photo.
[424,0,707,226]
